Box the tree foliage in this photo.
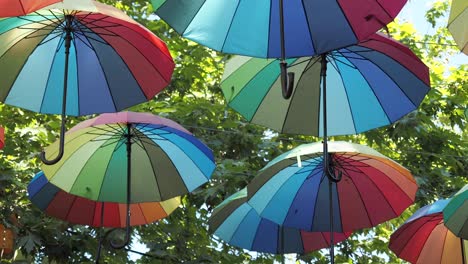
[0,0,465,263]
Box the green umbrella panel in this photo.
[444,184,468,239]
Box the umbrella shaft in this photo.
[279,0,285,60]
[320,53,335,264]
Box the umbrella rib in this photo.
[73,30,112,46]
[285,58,312,68]
[18,15,61,28]
[219,0,241,52]
[72,32,97,50]
[329,53,358,69]
[301,56,321,73]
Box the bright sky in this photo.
[398,0,467,66]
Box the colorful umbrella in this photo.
[41,111,216,248]
[28,171,180,228]
[0,0,174,164]
[28,171,180,262]
[0,0,61,17]
[444,184,468,239]
[448,0,467,54]
[209,188,351,254]
[389,199,468,264]
[221,33,430,137]
[152,0,407,98]
[246,141,417,261]
[0,126,4,149]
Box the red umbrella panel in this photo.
[389,199,468,264]
[0,0,61,17]
[28,171,180,228]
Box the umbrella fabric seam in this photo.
[334,48,392,127]
[45,131,103,178]
[77,25,119,112]
[219,1,242,53]
[439,220,449,263]
[300,0,318,53]
[339,154,414,203]
[356,43,427,107]
[96,134,121,202]
[1,22,54,102]
[329,57,359,134]
[68,135,115,201]
[92,18,173,84]
[321,1,357,55]
[341,157,401,219]
[228,58,276,115]
[152,129,212,182]
[76,19,147,109]
[280,58,317,134]
[336,164,375,229]
[39,30,63,113]
[134,129,163,200]
[139,135,189,194]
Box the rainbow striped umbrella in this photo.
[444,184,468,240]
[41,111,215,249]
[28,171,181,262]
[28,171,180,228]
[152,0,408,99]
[221,33,430,136]
[0,0,174,164]
[247,141,417,232]
[389,199,468,264]
[0,0,61,17]
[209,188,351,254]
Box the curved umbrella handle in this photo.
[280,61,295,99]
[40,115,66,165]
[110,225,130,249]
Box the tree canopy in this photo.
[0,0,466,263]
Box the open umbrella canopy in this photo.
[41,111,216,203]
[209,188,351,254]
[28,171,180,228]
[0,0,61,17]
[389,199,468,264]
[246,141,417,232]
[221,33,430,136]
[444,184,468,239]
[152,0,407,58]
[448,0,467,54]
[0,0,174,116]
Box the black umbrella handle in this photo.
[40,16,73,165]
[278,0,295,99]
[40,114,66,165]
[280,61,295,99]
[109,225,131,250]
